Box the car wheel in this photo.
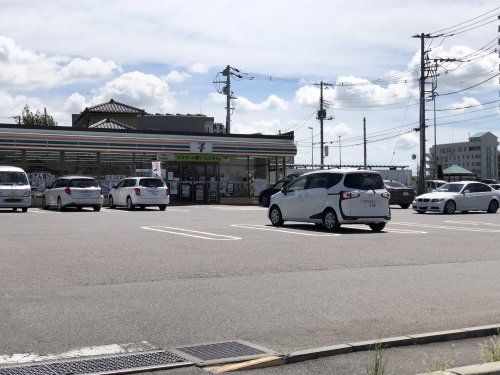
[400,204,410,209]
[269,205,284,226]
[93,205,101,212]
[159,205,167,211]
[444,200,456,215]
[322,208,340,232]
[126,196,135,210]
[22,207,28,213]
[369,222,386,232]
[109,195,115,209]
[487,199,499,214]
[42,196,49,210]
[57,197,64,211]
[261,195,270,207]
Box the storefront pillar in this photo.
[275,156,278,182]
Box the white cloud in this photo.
[189,63,209,74]
[232,119,281,134]
[0,36,120,90]
[396,132,419,151]
[325,122,353,138]
[63,93,89,113]
[93,71,176,112]
[448,97,482,113]
[207,92,226,104]
[236,95,288,112]
[162,70,191,83]
[0,91,66,125]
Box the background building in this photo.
[429,132,498,180]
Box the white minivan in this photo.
[268,169,391,231]
[0,166,32,212]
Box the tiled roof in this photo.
[89,118,135,130]
[443,165,474,175]
[85,99,145,114]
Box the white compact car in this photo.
[412,181,500,214]
[108,177,170,210]
[0,166,32,212]
[268,169,391,232]
[42,176,104,211]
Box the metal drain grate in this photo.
[171,340,274,366]
[0,350,191,375]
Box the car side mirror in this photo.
[112,185,117,189]
[463,190,470,194]
[281,187,287,195]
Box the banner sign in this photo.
[173,154,233,162]
[190,141,213,153]
[152,161,162,177]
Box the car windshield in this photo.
[140,178,165,188]
[436,183,464,193]
[344,173,384,190]
[0,171,29,185]
[69,179,99,188]
[385,181,406,188]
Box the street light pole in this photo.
[308,127,314,166]
[338,136,342,169]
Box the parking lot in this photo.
[1,205,499,368]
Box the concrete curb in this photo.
[205,356,285,373]
[418,361,500,375]
[285,324,500,364]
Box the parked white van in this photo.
[268,169,391,231]
[0,166,32,212]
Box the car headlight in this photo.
[431,198,444,202]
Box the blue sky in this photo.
[0,0,498,168]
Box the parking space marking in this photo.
[141,226,242,240]
[167,208,190,212]
[392,221,500,233]
[230,224,341,236]
[444,220,500,227]
[385,228,428,234]
[208,206,266,211]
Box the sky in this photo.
[0,0,498,169]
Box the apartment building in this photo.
[429,132,498,180]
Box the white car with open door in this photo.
[268,169,391,232]
[108,177,170,210]
[0,166,32,212]
[412,181,500,214]
[42,176,103,211]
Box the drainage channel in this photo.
[0,341,275,374]
[0,350,191,375]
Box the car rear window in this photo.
[139,178,165,188]
[344,173,384,190]
[70,179,99,188]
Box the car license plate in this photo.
[82,191,91,197]
[403,192,409,196]
[364,200,377,208]
[9,195,17,199]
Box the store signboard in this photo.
[190,141,213,153]
[152,161,162,177]
[173,153,233,162]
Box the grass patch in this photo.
[423,344,456,372]
[480,335,500,363]
[366,343,387,375]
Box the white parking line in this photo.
[141,226,241,240]
[392,221,500,233]
[230,224,341,236]
[167,208,190,212]
[385,228,428,234]
[444,220,500,227]
[208,206,266,211]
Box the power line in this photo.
[438,72,500,96]
[430,7,499,35]
[433,99,500,111]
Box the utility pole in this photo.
[416,33,427,195]
[338,136,342,168]
[314,81,334,169]
[363,117,367,169]
[308,126,314,165]
[223,65,231,134]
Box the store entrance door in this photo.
[177,163,219,204]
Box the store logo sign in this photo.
[190,141,212,153]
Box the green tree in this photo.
[21,105,57,126]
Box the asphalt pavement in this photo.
[0,205,499,373]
